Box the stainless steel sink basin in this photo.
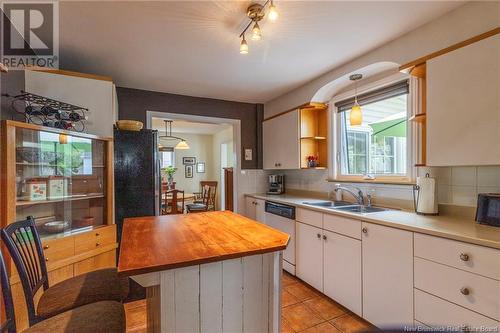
[302,201,353,208]
[334,205,390,214]
[302,201,394,214]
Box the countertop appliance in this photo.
[267,174,285,195]
[476,193,500,227]
[114,128,161,252]
[265,201,295,274]
[413,173,438,215]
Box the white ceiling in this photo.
[59,1,464,103]
[151,117,232,135]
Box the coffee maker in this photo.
[267,174,285,195]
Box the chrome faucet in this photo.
[334,184,365,205]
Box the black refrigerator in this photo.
[114,127,161,249]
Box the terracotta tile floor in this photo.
[125,271,373,333]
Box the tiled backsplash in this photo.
[267,166,500,209]
[419,166,500,207]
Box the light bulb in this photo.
[350,104,363,126]
[251,22,262,40]
[268,2,278,21]
[240,36,248,54]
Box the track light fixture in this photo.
[238,1,279,54]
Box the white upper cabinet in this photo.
[263,111,300,170]
[427,34,500,166]
[24,69,117,137]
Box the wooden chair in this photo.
[193,181,217,211]
[187,185,211,213]
[163,189,185,215]
[1,217,129,326]
[0,249,125,333]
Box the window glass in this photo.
[160,151,174,168]
[340,94,407,177]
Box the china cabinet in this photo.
[0,120,116,330]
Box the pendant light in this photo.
[159,120,190,150]
[268,1,279,21]
[251,22,262,41]
[240,35,249,54]
[349,74,363,126]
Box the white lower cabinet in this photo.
[362,222,414,328]
[323,230,362,316]
[296,221,323,291]
[244,197,265,223]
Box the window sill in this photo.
[326,178,415,186]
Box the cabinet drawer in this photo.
[414,233,500,280]
[95,225,116,246]
[296,208,322,228]
[323,214,361,239]
[415,257,500,320]
[74,226,116,253]
[42,237,75,263]
[415,289,499,329]
[74,231,99,253]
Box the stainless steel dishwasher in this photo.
[265,201,296,275]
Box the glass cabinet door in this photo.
[15,127,107,239]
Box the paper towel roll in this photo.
[415,174,438,215]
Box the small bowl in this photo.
[73,216,95,229]
[116,120,143,131]
[42,221,69,234]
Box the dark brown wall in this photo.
[116,87,263,169]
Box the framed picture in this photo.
[185,165,193,178]
[183,157,196,165]
[196,162,205,173]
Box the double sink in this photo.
[302,200,393,214]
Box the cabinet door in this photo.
[245,197,257,220]
[323,230,362,316]
[362,222,413,328]
[427,34,500,165]
[296,222,323,291]
[254,199,266,223]
[263,111,300,170]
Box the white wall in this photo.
[170,132,214,194]
[264,2,500,117]
[212,127,234,210]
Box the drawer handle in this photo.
[322,235,327,240]
[459,253,469,262]
[460,287,470,295]
[316,233,321,239]
[43,245,49,250]
[45,257,49,262]
[95,233,100,236]
[96,242,100,247]
[362,227,368,234]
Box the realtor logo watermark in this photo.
[1,0,59,70]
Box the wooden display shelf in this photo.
[300,136,326,140]
[299,105,328,169]
[16,193,105,206]
[301,167,327,170]
[409,113,426,123]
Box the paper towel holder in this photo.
[413,173,439,216]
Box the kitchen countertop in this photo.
[246,193,500,249]
[117,211,290,276]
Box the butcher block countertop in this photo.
[117,211,290,277]
[246,193,500,250]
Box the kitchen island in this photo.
[118,211,290,333]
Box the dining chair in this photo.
[0,249,125,333]
[1,217,129,326]
[163,189,185,214]
[193,181,217,211]
[187,185,211,213]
